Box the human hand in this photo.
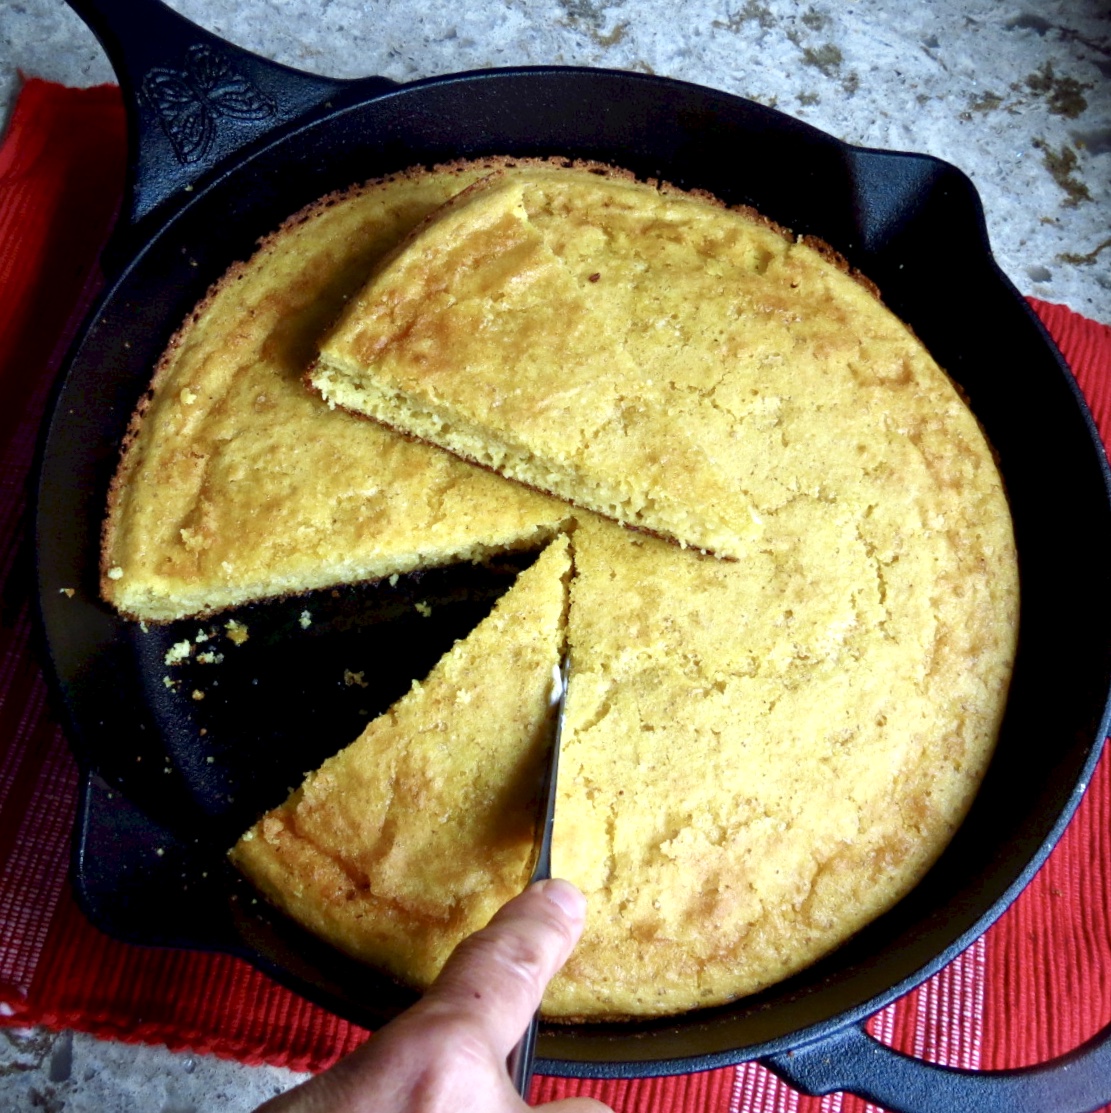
[255,878,612,1113]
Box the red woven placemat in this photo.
[1,78,1109,1112]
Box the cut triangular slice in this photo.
[309,172,766,558]
[229,533,571,990]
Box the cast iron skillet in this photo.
[32,0,1111,1108]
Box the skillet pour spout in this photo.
[35,0,1111,1107]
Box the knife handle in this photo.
[507,1011,541,1097]
[506,654,569,1096]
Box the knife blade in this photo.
[507,650,570,1096]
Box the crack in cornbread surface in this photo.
[100,165,570,621]
[230,535,571,991]
[547,509,1016,1017]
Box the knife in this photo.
[507,650,571,1097]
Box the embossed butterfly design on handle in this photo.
[143,44,277,165]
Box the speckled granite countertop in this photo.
[0,1,1109,1109]
[3,0,1109,319]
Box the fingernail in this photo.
[538,878,586,922]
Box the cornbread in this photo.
[309,169,921,557]
[546,504,1016,1017]
[101,165,567,621]
[104,158,1018,1019]
[301,165,1017,1015]
[230,535,571,990]
[310,173,757,555]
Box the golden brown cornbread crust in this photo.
[230,535,572,992]
[308,168,915,560]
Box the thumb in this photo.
[410,878,586,1057]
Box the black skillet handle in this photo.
[766,1018,1111,1113]
[66,0,396,229]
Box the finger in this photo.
[413,878,586,1057]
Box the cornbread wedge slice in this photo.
[311,167,989,561]
[101,165,568,621]
[310,172,765,557]
[230,534,571,992]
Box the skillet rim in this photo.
[30,63,1111,1078]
